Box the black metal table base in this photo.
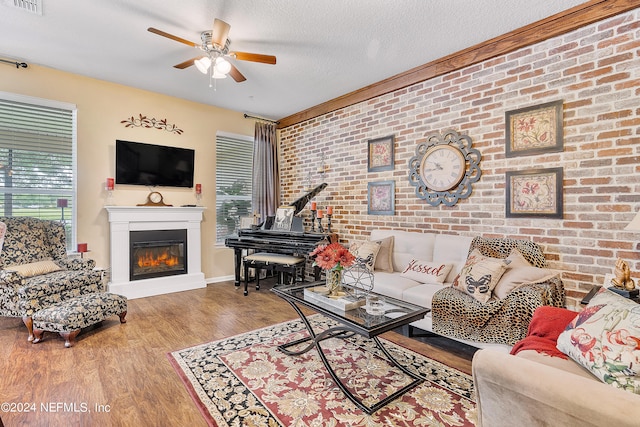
[277,299,424,415]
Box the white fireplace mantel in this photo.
[105,206,206,299]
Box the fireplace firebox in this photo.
[129,229,187,281]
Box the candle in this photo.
[77,243,88,253]
[311,201,317,210]
[106,177,114,191]
[327,206,333,215]
[195,183,202,194]
[317,209,323,218]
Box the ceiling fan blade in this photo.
[174,56,204,69]
[228,63,246,82]
[230,51,276,65]
[148,27,198,48]
[211,19,231,49]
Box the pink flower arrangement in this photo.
[309,242,355,271]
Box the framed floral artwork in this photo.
[367,135,395,172]
[505,168,563,219]
[367,180,395,215]
[505,100,563,157]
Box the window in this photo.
[0,92,76,249]
[216,132,253,244]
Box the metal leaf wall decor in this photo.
[121,114,184,135]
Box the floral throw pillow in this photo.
[556,287,640,393]
[454,249,511,303]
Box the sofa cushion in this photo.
[454,249,510,303]
[400,259,452,284]
[370,229,436,272]
[494,266,560,300]
[433,234,475,282]
[372,236,394,273]
[5,259,61,278]
[556,287,640,393]
[370,271,421,300]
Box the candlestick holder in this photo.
[310,209,317,232]
[105,190,114,206]
[327,213,333,233]
[195,192,203,206]
[316,217,325,233]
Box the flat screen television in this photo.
[115,140,195,188]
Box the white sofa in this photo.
[361,229,563,351]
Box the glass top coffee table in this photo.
[272,281,430,414]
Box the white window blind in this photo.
[216,133,253,244]
[0,95,76,249]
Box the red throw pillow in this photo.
[510,306,578,359]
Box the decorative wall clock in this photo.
[408,129,482,207]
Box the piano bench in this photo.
[243,252,306,296]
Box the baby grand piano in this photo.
[225,184,338,286]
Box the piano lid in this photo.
[288,183,327,215]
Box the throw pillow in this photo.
[454,248,510,303]
[506,248,533,269]
[400,260,453,284]
[493,266,559,300]
[556,288,640,393]
[372,236,394,272]
[511,306,578,359]
[349,240,381,271]
[5,259,61,277]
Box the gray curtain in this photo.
[252,122,280,222]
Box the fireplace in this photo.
[129,229,187,281]
[105,206,205,299]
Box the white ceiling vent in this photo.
[12,0,42,15]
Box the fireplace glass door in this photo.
[130,229,187,281]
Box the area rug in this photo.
[168,315,476,426]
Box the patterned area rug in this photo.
[168,315,476,426]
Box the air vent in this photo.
[12,0,42,15]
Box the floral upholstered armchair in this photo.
[0,217,104,341]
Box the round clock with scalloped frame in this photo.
[408,129,482,207]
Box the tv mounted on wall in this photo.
[115,140,195,188]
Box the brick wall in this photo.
[279,9,640,309]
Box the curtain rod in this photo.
[243,113,280,125]
[0,58,28,69]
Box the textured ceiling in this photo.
[0,0,588,121]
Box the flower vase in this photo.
[326,268,343,297]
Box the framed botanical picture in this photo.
[272,206,295,231]
[367,180,395,215]
[505,168,563,219]
[505,100,563,158]
[367,135,395,172]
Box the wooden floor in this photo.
[0,279,474,427]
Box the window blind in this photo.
[0,96,76,248]
[216,133,253,244]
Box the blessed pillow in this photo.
[556,288,640,393]
[5,259,61,278]
[349,240,381,271]
[373,236,394,273]
[400,260,453,284]
[454,249,510,303]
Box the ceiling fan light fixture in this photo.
[211,69,228,79]
[214,57,232,75]
[195,57,211,74]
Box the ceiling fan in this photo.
[148,18,276,83]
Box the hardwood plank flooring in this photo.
[0,280,474,427]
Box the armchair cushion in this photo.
[5,259,61,278]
